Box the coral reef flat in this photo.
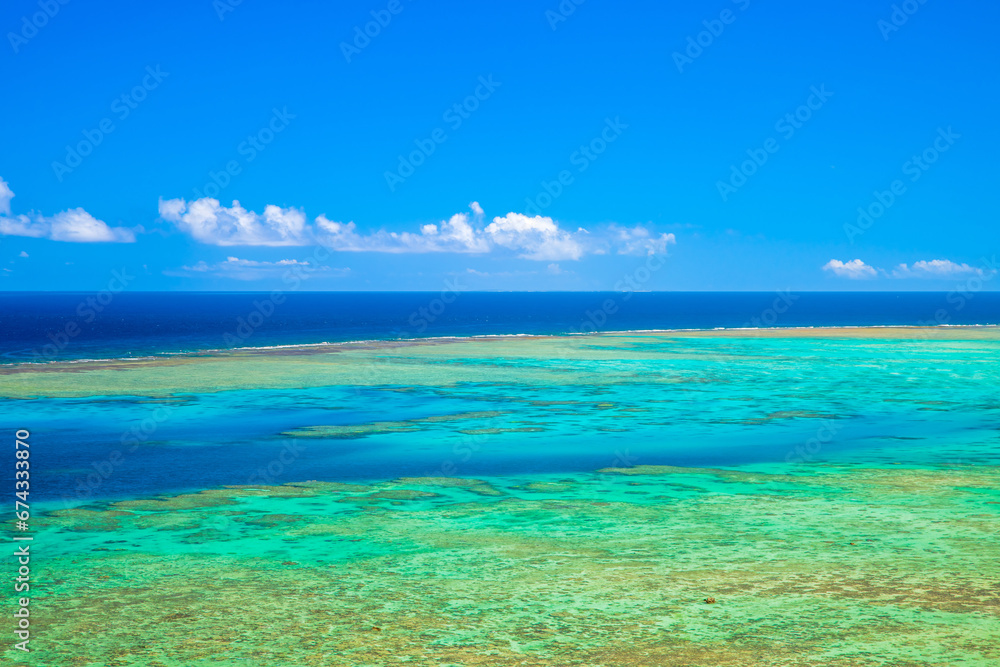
[3,329,999,665]
[16,466,1000,666]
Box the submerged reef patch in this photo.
[19,463,1000,666]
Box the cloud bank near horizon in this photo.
[823,258,993,280]
[157,196,676,261]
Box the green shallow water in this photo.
[12,466,1000,666]
[4,330,1000,665]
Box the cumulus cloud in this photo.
[48,209,136,243]
[160,195,675,260]
[316,203,491,254]
[892,259,985,278]
[0,177,134,243]
[822,259,878,279]
[158,198,309,246]
[484,213,584,260]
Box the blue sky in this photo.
[1,0,997,291]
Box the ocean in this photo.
[2,293,999,664]
[2,291,999,504]
[3,290,1000,363]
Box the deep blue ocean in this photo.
[2,291,1000,363]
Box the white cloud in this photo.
[0,177,134,243]
[608,224,676,256]
[220,256,311,268]
[158,197,309,246]
[0,216,45,239]
[161,195,675,261]
[180,261,212,273]
[19,251,28,258]
[823,259,877,279]
[0,179,13,216]
[544,263,576,276]
[463,267,539,279]
[49,209,135,243]
[316,203,492,254]
[892,259,985,278]
[824,258,992,280]
[166,256,348,280]
[485,213,584,261]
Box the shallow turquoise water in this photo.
[3,331,1000,665]
[7,333,999,510]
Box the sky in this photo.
[0,0,997,291]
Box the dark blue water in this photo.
[2,291,999,363]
